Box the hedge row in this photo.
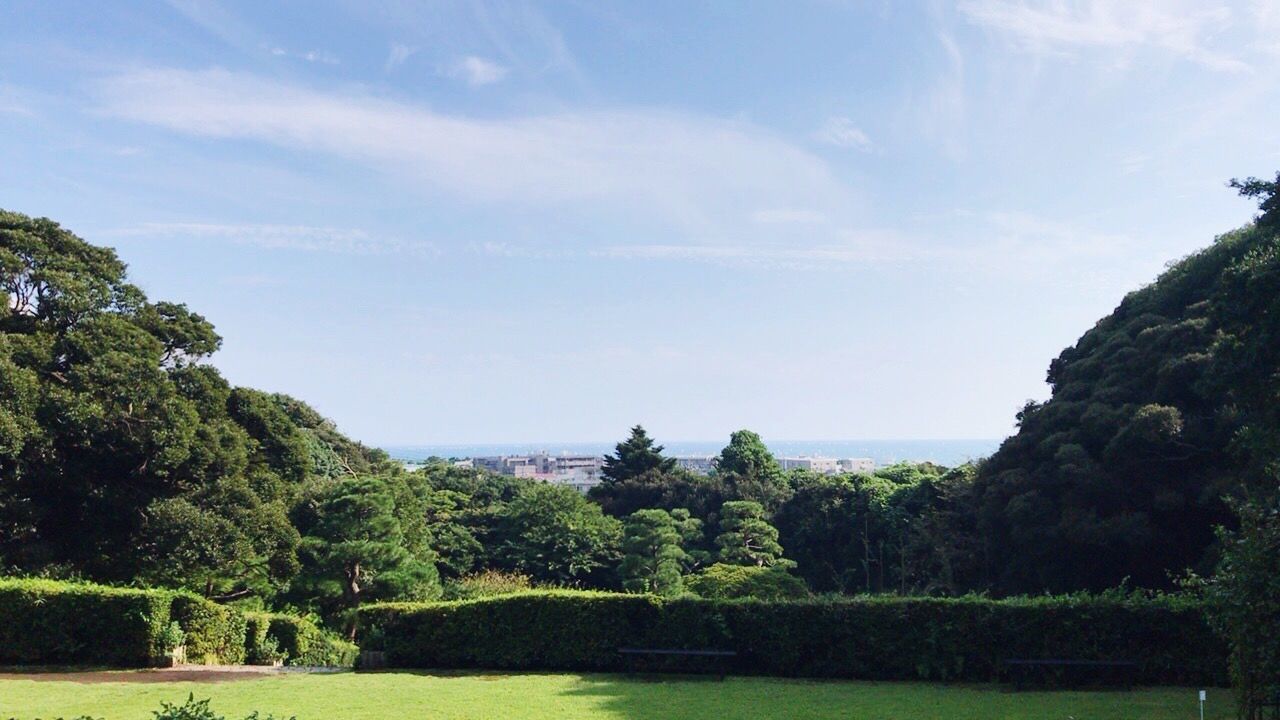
[359,591,1229,685]
[0,578,352,668]
[170,594,248,665]
[0,578,174,666]
[250,614,358,667]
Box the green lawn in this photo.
[0,671,1232,720]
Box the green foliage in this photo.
[0,210,380,609]
[715,501,788,567]
[685,563,808,600]
[360,590,1226,685]
[1230,172,1280,228]
[151,694,296,720]
[775,468,948,594]
[0,577,339,668]
[264,615,358,667]
[490,483,622,585]
[601,425,677,483]
[442,570,536,600]
[620,509,689,595]
[715,430,781,483]
[966,220,1280,594]
[1207,502,1280,719]
[0,578,173,666]
[293,475,441,631]
[169,594,248,665]
[157,622,186,654]
[242,613,285,665]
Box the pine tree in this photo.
[602,425,677,483]
[715,500,791,567]
[619,509,688,595]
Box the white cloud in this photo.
[385,43,417,71]
[445,56,508,86]
[270,47,340,65]
[107,222,438,257]
[596,211,1131,280]
[959,0,1249,72]
[95,68,850,235]
[814,117,875,151]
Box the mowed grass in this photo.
[0,671,1233,720]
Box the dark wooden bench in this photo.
[617,647,737,679]
[1003,658,1138,690]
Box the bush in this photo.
[442,570,535,600]
[152,694,296,720]
[0,578,173,666]
[243,613,286,665]
[685,564,809,600]
[266,615,357,667]
[359,590,1228,685]
[169,594,248,665]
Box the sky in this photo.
[1,1,1278,446]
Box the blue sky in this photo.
[2,1,1278,445]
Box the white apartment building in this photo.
[674,456,717,474]
[779,456,876,475]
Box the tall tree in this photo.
[491,483,623,585]
[619,509,688,595]
[715,430,782,484]
[715,500,789,567]
[295,476,441,635]
[602,425,677,483]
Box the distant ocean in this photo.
[381,439,1002,468]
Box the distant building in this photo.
[779,456,840,474]
[778,456,876,475]
[470,451,603,494]
[674,455,717,475]
[838,457,875,474]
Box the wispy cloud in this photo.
[270,47,340,65]
[444,55,508,85]
[385,43,417,71]
[959,0,1249,72]
[814,117,875,151]
[106,222,438,257]
[95,68,851,236]
[916,31,967,160]
[596,210,1131,282]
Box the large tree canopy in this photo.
[965,195,1280,594]
[0,210,388,606]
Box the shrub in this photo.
[442,570,535,600]
[266,615,357,667]
[0,578,173,666]
[152,694,296,720]
[169,594,248,665]
[243,613,286,665]
[685,564,809,600]
[359,590,1228,685]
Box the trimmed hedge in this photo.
[0,578,173,666]
[0,578,339,668]
[359,591,1229,685]
[169,594,248,665]
[266,615,358,667]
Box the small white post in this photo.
[1199,689,1206,720]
